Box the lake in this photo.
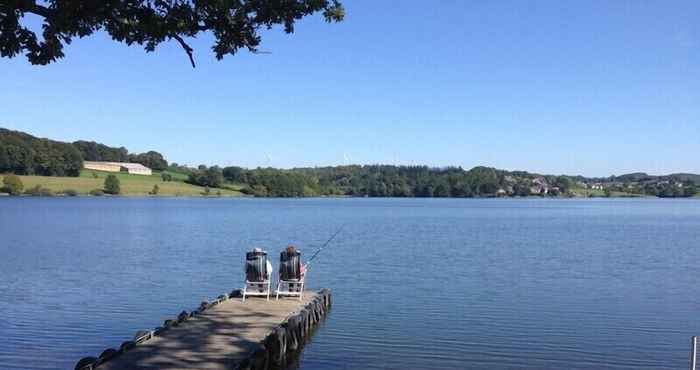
[1,198,699,369]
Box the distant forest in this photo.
[1,128,698,198]
[203,165,698,198]
[217,165,567,198]
[0,128,167,176]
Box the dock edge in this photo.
[74,288,332,370]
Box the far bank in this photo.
[2,173,698,199]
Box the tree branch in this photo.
[172,34,195,68]
[19,1,51,18]
[3,0,344,66]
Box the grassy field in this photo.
[569,187,645,198]
[3,170,243,197]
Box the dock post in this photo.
[691,336,698,370]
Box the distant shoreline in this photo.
[3,192,696,200]
[2,168,698,199]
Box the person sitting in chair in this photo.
[246,247,272,292]
[279,245,305,292]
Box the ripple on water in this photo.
[0,198,699,370]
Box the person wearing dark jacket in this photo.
[279,245,305,292]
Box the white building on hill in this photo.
[83,161,152,176]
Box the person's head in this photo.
[252,247,264,254]
[286,245,297,255]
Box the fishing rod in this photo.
[306,224,345,266]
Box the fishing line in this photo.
[306,224,345,266]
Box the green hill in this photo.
[3,170,243,197]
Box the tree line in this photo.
[0,128,167,176]
[180,164,699,199]
[181,164,576,198]
[604,181,698,198]
[0,128,83,176]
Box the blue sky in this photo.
[1,1,698,177]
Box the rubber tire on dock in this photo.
[74,356,97,370]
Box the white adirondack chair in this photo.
[275,273,305,301]
[242,248,271,302]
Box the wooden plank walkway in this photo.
[98,293,317,370]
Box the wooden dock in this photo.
[75,289,332,370]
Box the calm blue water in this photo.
[1,198,699,369]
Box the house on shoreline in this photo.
[83,161,152,176]
[530,177,549,195]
